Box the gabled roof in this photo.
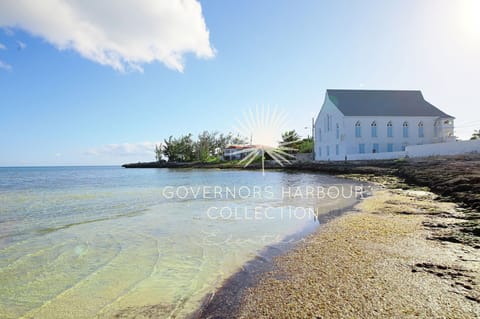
[326,89,454,118]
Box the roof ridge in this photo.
[325,90,453,118]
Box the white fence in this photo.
[406,139,480,158]
[346,151,406,161]
[319,140,480,162]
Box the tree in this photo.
[177,134,195,161]
[230,133,249,145]
[214,133,232,154]
[281,130,302,152]
[196,131,217,162]
[162,136,180,162]
[158,131,249,163]
[154,143,163,161]
[298,138,314,153]
[470,129,480,140]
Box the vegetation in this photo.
[155,129,314,163]
[470,129,480,140]
[281,130,302,150]
[281,130,313,153]
[155,132,247,162]
[298,137,313,153]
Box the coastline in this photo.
[122,155,480,318]
[194,178,480,318]
[122,154,480,213]
[236,185,480,318]
[187,155,480,318]
[189,196,368,319]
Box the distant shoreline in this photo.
[123,154,480,213]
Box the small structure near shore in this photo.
[222,145,253,161]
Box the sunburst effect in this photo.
[232,106,302,174]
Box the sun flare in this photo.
[461,0,480,37]
[234,106,288,147]
[232,106,302,173]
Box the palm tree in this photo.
[281,130,302,153]
[470,129,480,140]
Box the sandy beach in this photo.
[195,171,480,318]
[239,187,479,318]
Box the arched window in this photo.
[387,121,393,137]
[327,115,332,131]
[336,123,340,139]
[371,121,377,138]
[318,128,322,142]
[434,120,440,137]
[418,121,424,138]
[403,121,409,138]
[355,121,361,138]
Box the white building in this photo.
[314,90,455,161]
[223,145,252,161]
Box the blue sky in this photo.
[0,0,479,166]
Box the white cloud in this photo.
[85,141,160,157]
[0,0,215,72]
[0,60,12,71]
[3,27,14,36]
[16,40,26,50]
[0,43,5,50]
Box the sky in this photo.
[0,0,479,166]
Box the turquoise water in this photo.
[0,167,361,318]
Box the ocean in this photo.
[0,166,363,318]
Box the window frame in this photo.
[387,121,393,138]
[355,121,361,138]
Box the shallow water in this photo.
[0,167,362,318]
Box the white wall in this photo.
[314,92,456,161]
[341,115,450,159]
[323,140,479,162]
[314,94,345,160]
[345,151,406,161]
[406,139,480,157]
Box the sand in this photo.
[236,184,480,318]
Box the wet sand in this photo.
[238,186,480,318]
[124,155,480,318]
[196,179,480,318]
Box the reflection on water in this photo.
[0,167,363,318]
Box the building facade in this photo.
[314,90,455,161]
[223,145,252,161]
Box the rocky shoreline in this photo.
[194,176,480,318]
[123,154,480,213]
[123,154,480,318]
[234,186,480,318]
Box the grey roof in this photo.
[326,89,454,118]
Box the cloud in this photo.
[0,43,5,50]
[85,141,160,157]
[3,27,14,36]
[0,0,215,72]
[0,60,12,71]
[16,40,26,50]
